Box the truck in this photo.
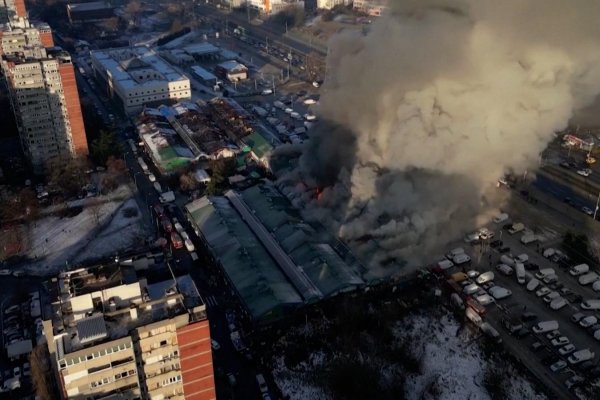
[500,254,516,267]
[159,191,175,203]
[137,157,149,172]
[515,263,526,284]
[508,222,525,234]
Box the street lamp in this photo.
[593,191,600,221]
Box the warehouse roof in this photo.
[185,196,303,322]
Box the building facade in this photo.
[353,0,388,16]
[90,46,191,114]
[43,265,216,400]
[0,0,87,174]
[2,49,88,172]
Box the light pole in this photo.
[593,191,600,221]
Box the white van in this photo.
[446,247,465,260]
[515,263,526,284]
[184,239,195,252]
[526,278,541,292]
[453,253,471,265]
[500,254,516,267]
[437,259,454,270]
[535,268,555,280]
[532,320,559,334]
[578,272,599,285]
[569,264,590,276]
[581,299,600,310]
[568,349,595,365]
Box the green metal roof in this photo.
[185,197,303,322]
[242,131,273,160]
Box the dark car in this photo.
[490,240,503,248]
[499,246,511,254]
[549,282,564,291]
[560,161,570,168]
[515,327,530,338]
[578,360,595,372]
[531,341,544,351]
[525,262,539,271]
[587,367,600,379]
[502,223,513,231]
[521,312,538,322]
[541,353,560,366]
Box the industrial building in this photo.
[2,48,88,173]
[66,1,114,23]
[43,263,216,400]
[185,183,365,324]
[215,60,248,82]
[90,46,191,114]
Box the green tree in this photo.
[206,158,236,195]
[563,231,594,264]
[49,157,90,196]
[91,130,121,165]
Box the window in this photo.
[160,340,167,347]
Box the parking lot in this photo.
[437,215,600,398]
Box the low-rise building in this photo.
[91,46,191,114]
[353,0,388,16]
[215,60,248,82]
[43,263,216,400]
[66,1,114,23]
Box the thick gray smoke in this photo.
[275,0,600,278]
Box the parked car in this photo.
[550,360,568,372]
[559,344,576,356]
[551,336,570,347]
[536,287,551,297]
[580,316,598,328]
[565,375,585,389]
[496,264,513,276]
[572,313,586,323]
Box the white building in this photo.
[90,46,191,114]
[316,0,349,10]
[353,0,387,16]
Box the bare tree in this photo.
[87,197,103,224]
[179,172,198,192]
[30,345,55,400]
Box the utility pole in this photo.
[246,0,250,21]
[594,191,600,221]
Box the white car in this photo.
[474,293,495,306]
[489,286,512,300]
[551,336,570,347]
[593,280,600,292]
[559,344,576,356]
[582,206,593,216]
[550,360,567,372]
[536,287,551,297]
[303,98,317,105]
[577,168,592,177]
[580,316,598,328]
[304,113,317,121]
[0,269,11,276]
[284,107,293,114]
[466,270,480,279]
[581,300,600,310]
[148,174,156,182]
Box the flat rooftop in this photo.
[67,1,113,12]
[91,46,188,91]
[47,262,204,354]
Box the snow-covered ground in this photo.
[272,310,547,400]
[22,185,150,276]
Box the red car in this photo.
[160,216,173,233]
[170,232,183,249]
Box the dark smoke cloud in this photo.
[275,0,600,277]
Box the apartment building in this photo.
[0,21,54,57]
[43,264,216,400]
[90,46,191,115]
[0,0,27,22]
[2,48,88,173]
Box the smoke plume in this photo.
[275,0,600,278]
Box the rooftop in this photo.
[185,183,365,323]
[91,46,188,91]
[47,262,205,354]
[67,1,113,12]
[217,60,248,73]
